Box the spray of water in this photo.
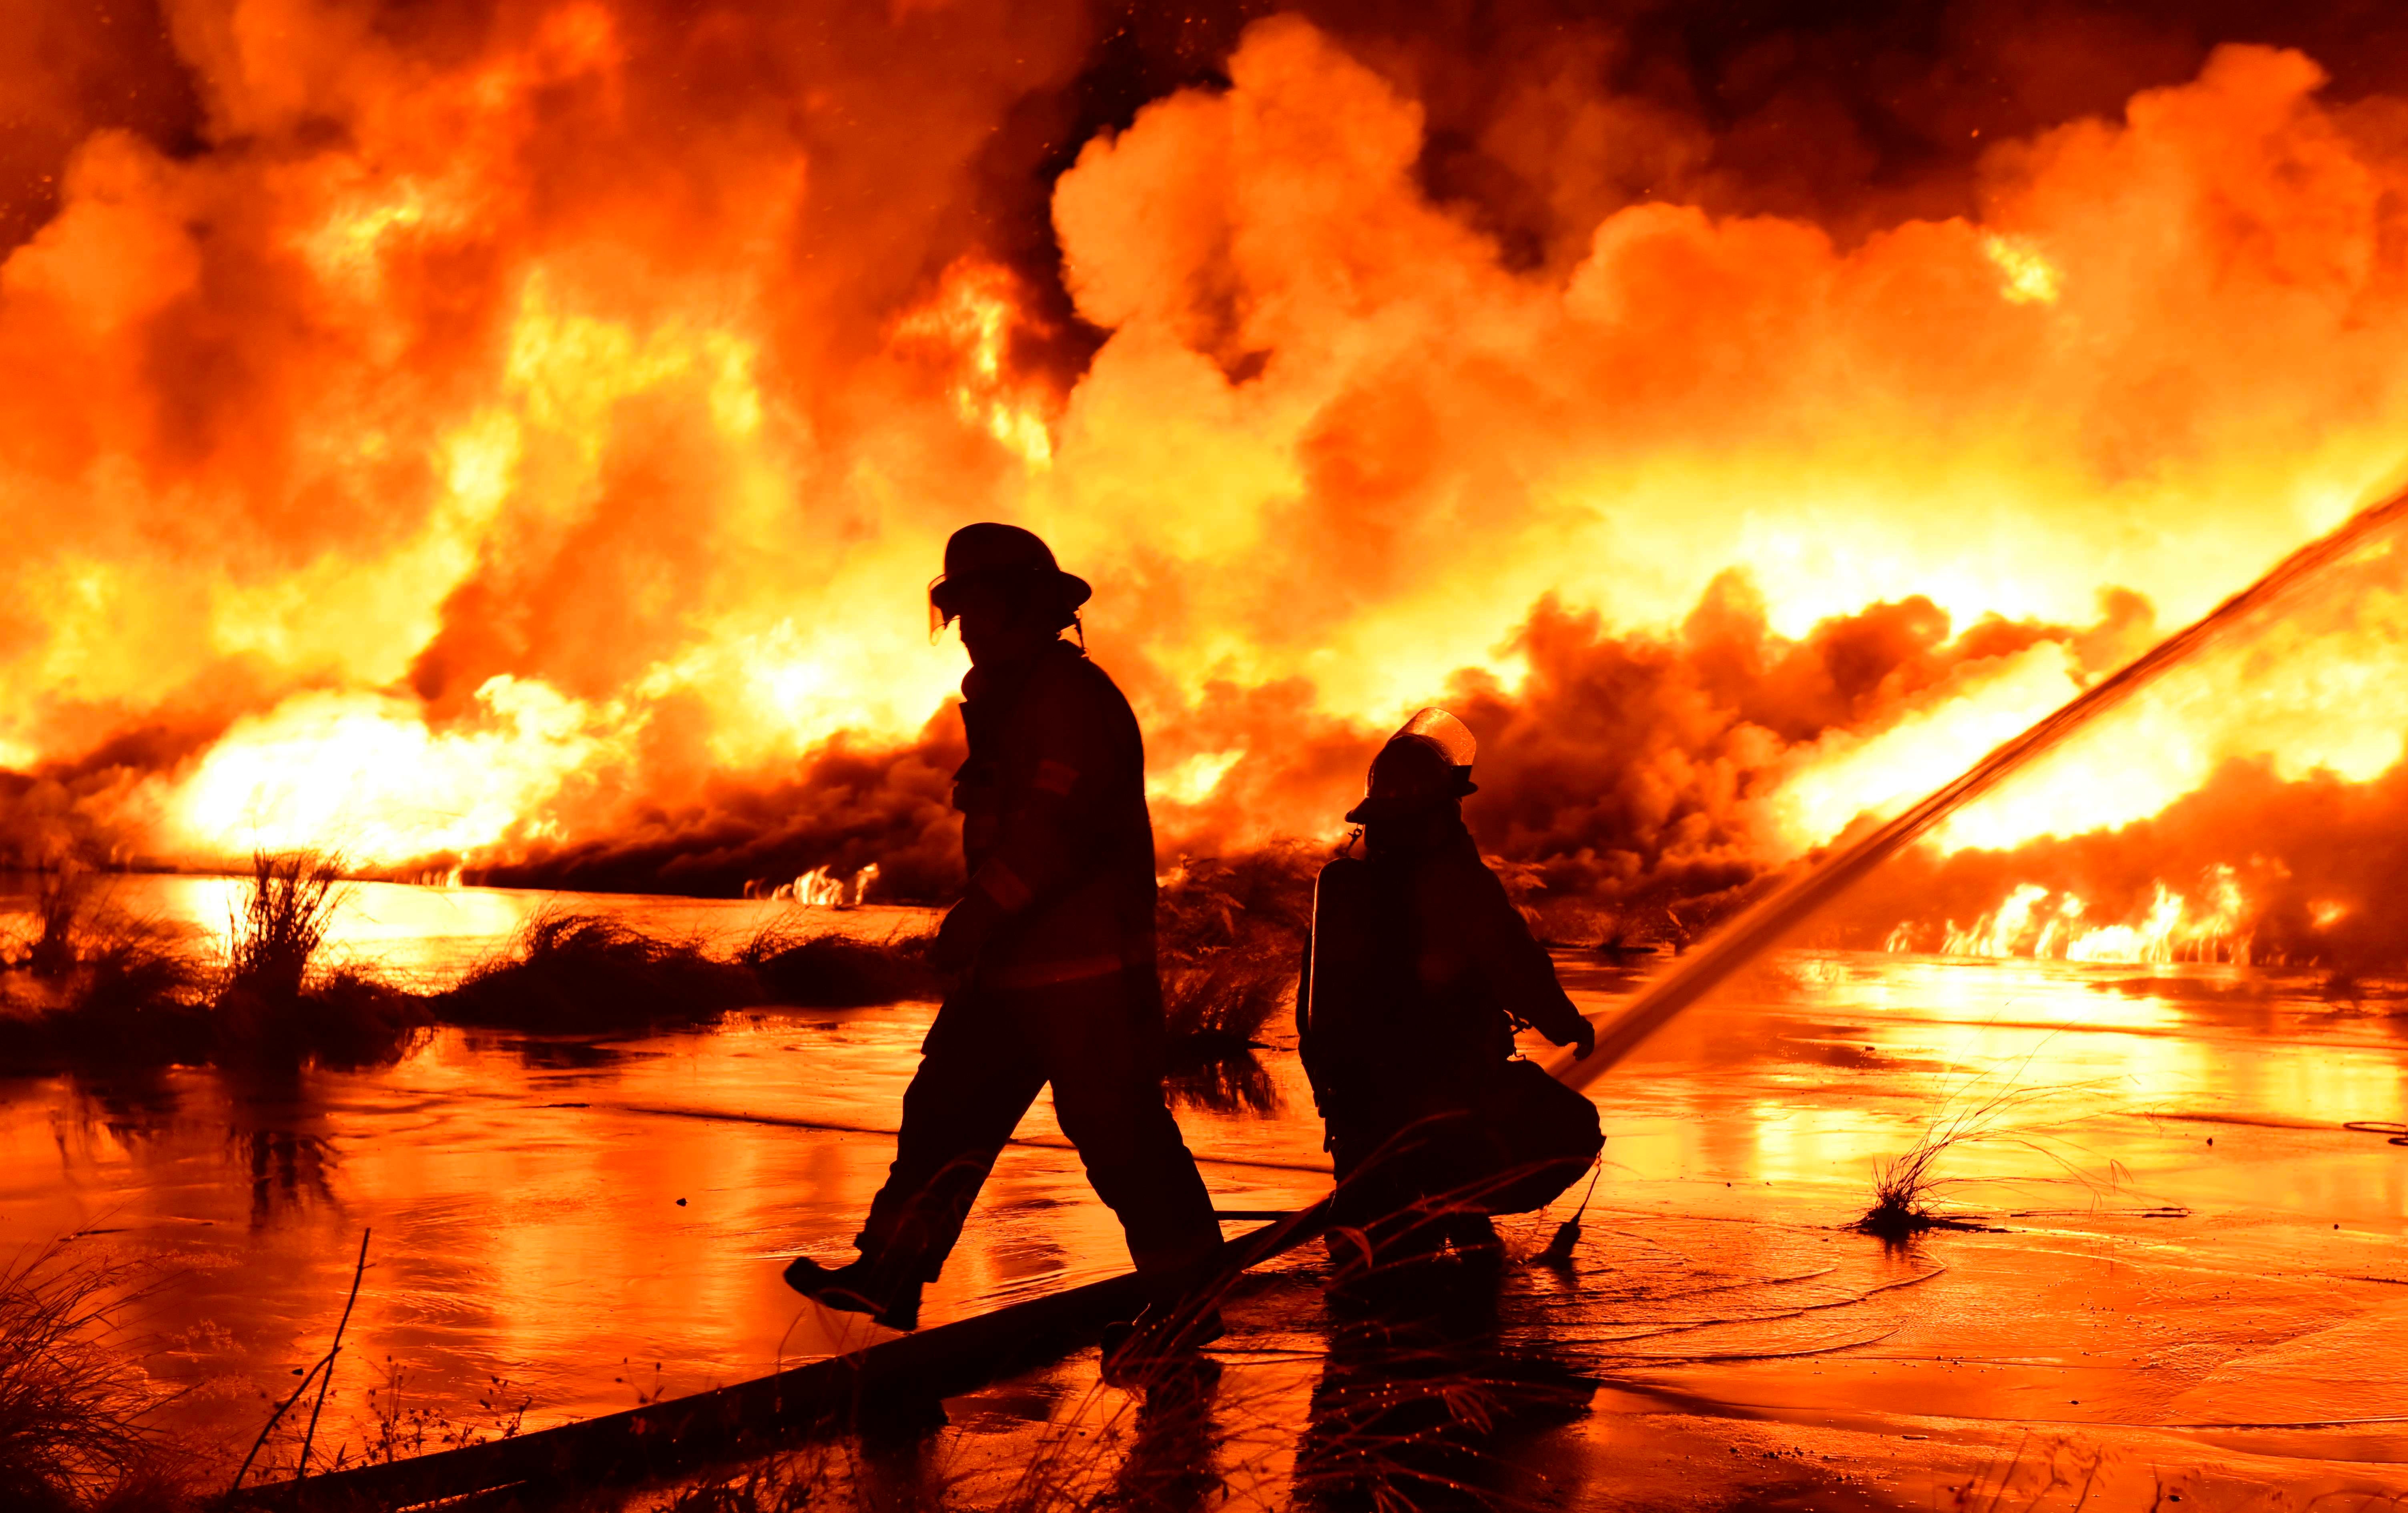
[1547,478,2408,1090]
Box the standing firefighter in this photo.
[1299,709,1602,1263]
[784,524,1223,1364]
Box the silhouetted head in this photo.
[1347,709,1478,841]
[929,523,1092,667]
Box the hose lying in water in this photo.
[1546,478,2408,1090]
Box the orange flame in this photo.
[9,13,2408,897]
[1904,865,2257,965]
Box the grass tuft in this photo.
[25,867,91,982]
[737,919,942,1007]
[0,876,210,1075]
[1854,1137,1972,1240]
[1153,847,1316,1115]
[1852,1066,2096,1240]
[0,1240,182,1512]
[222,850,347,1009]
[214,851,429,1070]
[437,909,761,1033]
[1159,945,1290,1058]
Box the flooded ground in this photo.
[4,878,2406,1509]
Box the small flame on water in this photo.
[752,863,877,908]
[1898,864,2260,965]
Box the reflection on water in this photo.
[2,890,2406,1496]
[1296,1263,1597,1511]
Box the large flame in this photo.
[10,7,2408,911]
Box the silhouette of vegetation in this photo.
[1852,1070,2096,1240]
[1154,847,1315,1113]
[1160,944,1290,1060]
[214,851,428,1070]
[1854,1130,1994,1240]
[738,919,943,1007]
[0,853,425,1075]
[0,1239,184,1513]
[0,871,210,1075]
[0,851,1317,1082]
[24,867,89,982]
[1154,846,1317,967]
[221,850,345,1007]
[435,909,761,1033]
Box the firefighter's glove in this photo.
[933,891,1003,972]
[1569,1017,1596,1061]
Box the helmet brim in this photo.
[929,568,1092,630]
[1344,778,1476,825]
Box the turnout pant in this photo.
[857,968,1222,1296]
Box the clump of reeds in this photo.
[0,1240,184,1512]
[1853,1071,2083,1240]
[222,849,346,1008]
[214,850,429,1070]
[1158,944,1289,1114]
[1855,1138,1961,1240]
[1154,846,1316,965]
[1160,945,1290,1060]
[737,919,942,1007]
[295,966,433,1072]
[1152,848,1315,1114]
[1160,1049,1280,1118]
[24,866,92,982]
[437,909,761,1033]
[0,870,211,1077]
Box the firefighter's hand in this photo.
[1567,1018,1596,1060]
[933,893,999,972]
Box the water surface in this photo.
[5,882,2406,1505]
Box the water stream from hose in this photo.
[1547,479,2408,1090]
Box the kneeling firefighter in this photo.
[1298,710,1603,1259]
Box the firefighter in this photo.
[783,524,1223,1364]
[1298,709,1599,1264]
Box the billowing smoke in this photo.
[13,1,2408,938]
